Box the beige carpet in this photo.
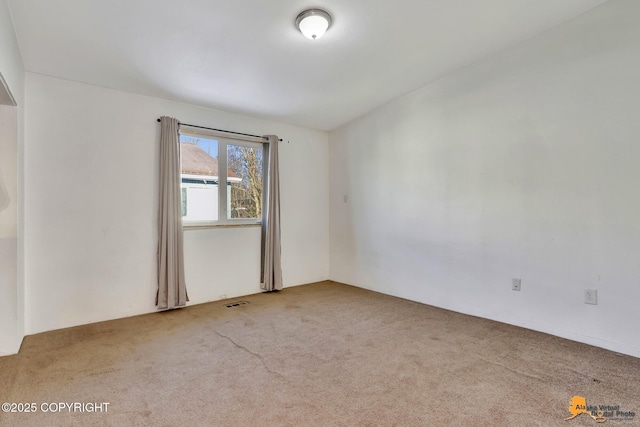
[0,281,638,426]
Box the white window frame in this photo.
[180,127,265,228]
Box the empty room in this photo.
[1,0,639,425]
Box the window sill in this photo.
[183,222,261,231]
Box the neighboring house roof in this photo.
[180,142,239,179]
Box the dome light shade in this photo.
[296,9,332,40]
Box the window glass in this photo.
[180,135,219,221]
[179,133,264,225]
[228,144,263,219]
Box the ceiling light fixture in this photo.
[295,9,332,40]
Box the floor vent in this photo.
[225,301,249,308]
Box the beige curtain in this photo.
[157,116,188,309]
[261,135,282,291]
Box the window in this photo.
[228,144,263,219]
[179,131,264,226]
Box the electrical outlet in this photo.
[512,278,521,291]
[585,289,598,305]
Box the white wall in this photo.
[0,0,24,355]
[24,73,329,335]
[0,105,18,356]
[330,0,640,357]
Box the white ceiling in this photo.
[8,0,608,131]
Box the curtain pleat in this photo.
[157,116,188,309]
[261,135,282,291]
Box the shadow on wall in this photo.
[0,168,9,214]
[0,73,16,216]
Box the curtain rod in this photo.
[156,118,282,141]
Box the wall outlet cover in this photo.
[512,278,521,291]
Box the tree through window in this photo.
[228,144,263,219]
